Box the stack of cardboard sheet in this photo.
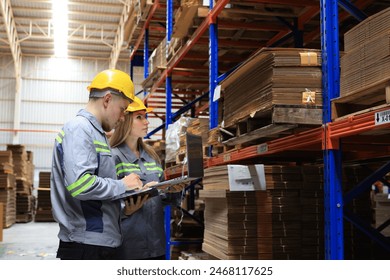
[200,190,258,260]
[0,151,16,228]
[340,8,390,97]
[0,151,13,174]
[301,165,324,259]
[0,203,3,241]
[148,37,167,76]
[35,172,55,222]
[172,0,204,39]
[6,145,28,181]
[26,151,34,186]
[6,146,35,223]
[16,194,35,223]
[256,165,302,259]
[201,164,330,259]
[186,117,209,144]
[200,165,258,259]
[202,165,230,191]
[220,48,322,130]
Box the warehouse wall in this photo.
[0,56,161,188]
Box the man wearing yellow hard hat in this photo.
[51,69,145,260]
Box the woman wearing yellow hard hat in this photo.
[110,96,180,260]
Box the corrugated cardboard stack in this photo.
[220,48,323,130]
[35,171,55,222]
[200,165,258,259]
[0,151,16,228]
[340,8,390,97]
[148,37,167,76]
[256,165,302,260]
[201,164,327,260]
[172,0,205,39]
[6,145,35,223]
[186,117,209,144]
[0,202,3,241]
[301,165,324,259]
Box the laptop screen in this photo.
[186,133,204,178]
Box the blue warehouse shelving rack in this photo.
[127,0,390,260]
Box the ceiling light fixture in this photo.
[52,1,68,57]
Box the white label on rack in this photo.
[223,153,231,162]
[375,109,390,125]
[257,143,268,154]
[213,85,221,101]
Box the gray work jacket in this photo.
[112,142,170,259]
[50,109,127,248]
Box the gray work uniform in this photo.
[112,142,173,259]
[50,109,127,248]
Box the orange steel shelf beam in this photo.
[145,0,230,101]
[328,105,390,140]
[205,105,390,167]
[206,126,323,167]
[129,0,160,60]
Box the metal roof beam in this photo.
[0,0,22,144]
[109,0,131,68]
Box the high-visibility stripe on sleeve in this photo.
[115,162,139,169]
[93,140,111,153]
[56,130,65,143]
[146,166,163,172]
[144,162,163,172]
[117,168,141,176]
[115,162,141,176]
[66,174,96,197]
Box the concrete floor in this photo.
[0,222,59,260]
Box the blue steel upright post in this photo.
[164,0,173,260]
[144,28,149,98]
[209,0,218,130]
[320,0,344,259]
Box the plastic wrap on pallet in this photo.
[165,116,195,163]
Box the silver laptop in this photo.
[152,132,204,189]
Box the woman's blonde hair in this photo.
[109,113,161,164]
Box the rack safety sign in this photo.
[375,109,390,125]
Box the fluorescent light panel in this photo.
[52,1,68,57]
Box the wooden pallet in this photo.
[221,105,322,147]
[332,80,390,120]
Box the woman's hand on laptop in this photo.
[122,173,143,191]
[143,181,158,189]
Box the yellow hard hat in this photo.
[87,69,135,101]
[126,96,153,113]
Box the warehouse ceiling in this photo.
[1,1,389,66]
[0,0,135,66]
